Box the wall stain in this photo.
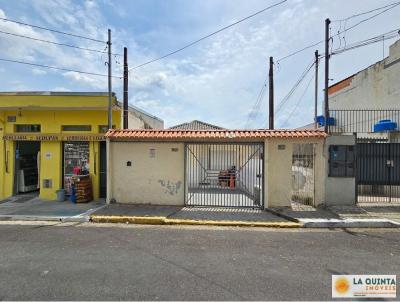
[158,180,182,195]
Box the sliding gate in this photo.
[357,143,400,203]
[185,143,264,208]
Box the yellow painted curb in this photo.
[90,215,165,225]
[90,215,301,228]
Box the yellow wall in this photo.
[0,104,120,200]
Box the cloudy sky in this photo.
[0,0,399,128]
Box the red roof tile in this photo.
[106,129,327,141]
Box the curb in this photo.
[0,215,89,223]
[299,218,400,228]
[90,215,301,228]
[264,208,301,223]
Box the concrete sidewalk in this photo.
[90,204,299,228]
[269,202,400,228]
[0,194,106,222]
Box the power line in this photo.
[275,59,315,114]
[244,76,268,128]
[0,16,105,43]
[129,0,287,71]
[332,1,400,22]
[332,28,400,56]
[281,73,314,127]
[276,2,400,63]
[336,2,400,36]
[0,57,122,78]
[0,29,122,56]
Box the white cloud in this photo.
[32,69,47,75]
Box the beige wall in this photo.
[264,137,325,208]
[324,135,356,206]
[329,39,400,133]
[109,142,184,205]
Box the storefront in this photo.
[0,91,163,201]
[3,133,107,200]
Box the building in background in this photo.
[328,39,400,140]
[169,120,224,130]
[0,91,163,201]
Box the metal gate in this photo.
[357,143,400,203]
[185,143,264,208]
[291,144,316,206]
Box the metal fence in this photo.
[291,144,315,206]
[357,143,400,204]
[185,143,264,208]
[328,109,400,134]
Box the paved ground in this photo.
[272,202,400,224]
[93,204,287,223]
[0,194,105,220]
[0,222,399,301]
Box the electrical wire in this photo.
[331,1,400,22]
[332,28,400,55]
[0,16,106,43]
[128,0,287,71]
[0,29,122,56]
[276,2,400,63]
[281,73,315,127]
[0,57,122,78]
[275,59,315,114]
[244,77,268,128]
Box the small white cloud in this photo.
[52,86,71,92]
[32,69,47,75]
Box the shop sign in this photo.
[2,133,106,141]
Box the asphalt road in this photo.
[0,222,399,301]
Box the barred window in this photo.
[15,124,41,132]
[62,125,91,132]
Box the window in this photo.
[62,125,91,132]
[329,145,355,177]
[15,124,41,132]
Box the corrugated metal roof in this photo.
[106,129,327,141]
[169,120,224,130]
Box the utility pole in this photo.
[123,47,129,129]
[324,18,330,133]
[107,29,113,130]
[314,50,319,129]
[268,56,274,130]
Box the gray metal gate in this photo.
[357,143,400,203]
[185,143,264,208]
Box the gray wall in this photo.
[324,135,356,206]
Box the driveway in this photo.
[0,193,105,221]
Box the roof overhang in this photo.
[105,129,327,142]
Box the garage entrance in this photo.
[185,143,264,208]
[357,142,400,203]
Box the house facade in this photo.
[105,129,328,209]
[326,39,400,204]
[328,39,400,139]
[0,91,163,201]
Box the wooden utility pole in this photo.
[324,18,330,133]
[123,47,129,129]
[314,50,319,129]
[268,56,274,130]
[107,29,113,130]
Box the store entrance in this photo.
[14,141,41,195]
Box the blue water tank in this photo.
[373,120,397,132]
[316,115,335,126]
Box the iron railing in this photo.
[328,109,400,134]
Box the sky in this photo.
[0,0,399,129]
